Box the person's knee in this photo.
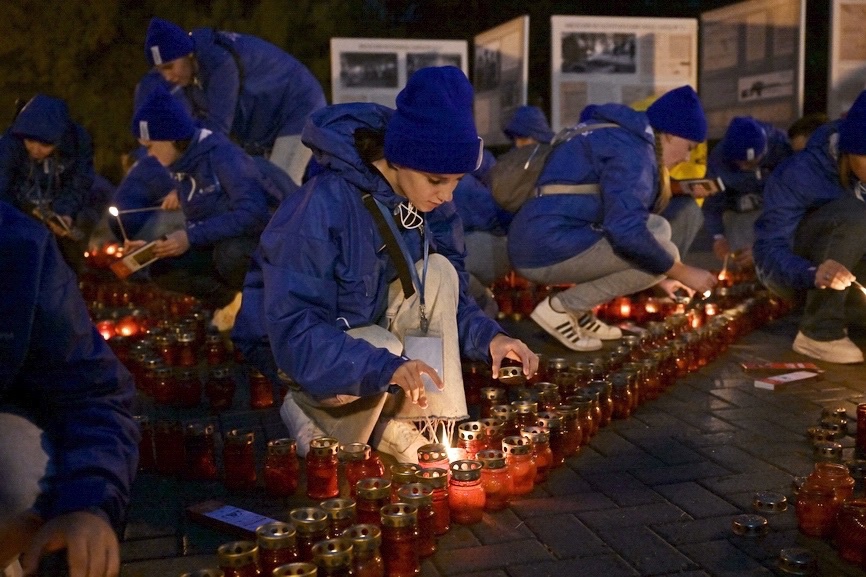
[647,214,680,260]
[423,254,459,290]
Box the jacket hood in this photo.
[803,120,842,185]
[11,94,70,144]
[171,128,221,173]
[302,103,401,207]
[582,103,654,145]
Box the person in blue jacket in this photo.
[508,85,718,352]
[232,66,537,463]
[144,17,327,186]
[703,116,792,268]
[0,94,96,273]
[503,105,554,148]
[0,201,138,577]
[127,85,275,331]
[452,149,512,317]
[753,90,866,364]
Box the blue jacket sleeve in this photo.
[11,226,138,528]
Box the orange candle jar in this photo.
[319,498,357,540]
[389,464,420,503]
[502,435,536,497]
[355,478,392,526]
[342,524,384,577]
[396,483,437,557]
[795,484,837,538]
[380,503,420,577]
[183,423,218,481]
[217,541,259,577]
[414,468,450,536]
[306,437,340,500]
[263,438,299,498]
[835,499,866,567]
[256,522,298,576]
[448,461,485,525]
[289,507,329,563]
[340,443,385,498]
[476,449,512,511]
[457,421,486,461]
[311,538,353,577]
[520,427,552,484]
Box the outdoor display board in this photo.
[330,38,469,107]
[699,0,805,139]
[829,0,866,119]
[550,15,697,131]
[473,16,530,147]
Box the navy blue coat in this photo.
[0,95,95,220]
[232,103,503,400]
[508,104,673,274]
[453,149,511,235]
[0,201,138,527]
[754,121,848,290]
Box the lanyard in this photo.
[373,198,430,333]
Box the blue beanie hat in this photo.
[838,90,866,154]
[11,94,70,144]
[579,104,599,123]
[646,85,707,142]
[145,17,193,66]
[722,117,767,161]
[504,105,554,144]
[131,84,196,141]
[384,66,482,174]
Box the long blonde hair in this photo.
[652,132,672,214]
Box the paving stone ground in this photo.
[118,246,866,577]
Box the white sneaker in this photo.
[530,297,603,352]
[373,419,428,464]
[573,310,622,340]
[211,292,243,332]
[792,331,864,364]
[279,391,326,458]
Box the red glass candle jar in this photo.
[417,443,450,472]
[256,522,299,576]
[248,368,276,410]
[389,463,420,503]
[355,477,392,526]
[479,387,507,419]
[342,524,384,577]
[380,503,420,577]
[545,357,569,385]
[834,498,866,567]
[554,403,583,458]
[155,334,178,367]
[150,366,175,406]
[414,468,450,536]
[206,366,236,412]
[175,367,202,408]
[536,382,561,412]
[536,411,566,468]
[476,449,512,511]
[306,437,340,500]
[397,483,436,557]
[585,380,612,428]
[565,397,595,444]
[511,400,538,431]
[223,429,257,491]
[795,484,838,537]
[153,419,184,476]
[134,415,156,472]
[264,438,300,498]
[340,443,384,497]
[217,541,259,577]
[320,498,357,540]
[176,331,198,368]
[502,435,536,498]
[478,418,504,452]
[610,372,634,420]
[640,358,662,401]
[184,423,218,481]
[448,460,486,524]
[289,507,329,563]
[312,537,353,577]
[490,404,520,439]
[520,427,551,484]
[456,421,486,461]
[806,461,856,502]
[205,332,229,366]
[140,356,164,398]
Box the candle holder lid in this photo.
[415,467,448,489]
[752,491,788,513]
[288,507,329,533]
[273,562,318,577]
[397,482,434,505]
[216,541,258,567]
[380,502,417,528]
[179,569,224,577]
[812,440,843,461]
[255,521,296,549]
[355,477,391,500]
[731,514,768,537]
[342,523,381,552]
[457,421,486,442]
[311,537,353,568]
[806,426,839,443]
[450,459,482,481]
[777,548,817,575]
[389,463,421,484]
[319,498,357,520]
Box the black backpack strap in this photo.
[361,193,415,299]
[212,29,245,101]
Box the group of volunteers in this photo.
[2,12,866,577]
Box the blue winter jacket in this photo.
[183,28,327,152]
[232,103,504,400]
[702,121,792,237]
[0,201,138,528]
[508,103,673,274]
[0,95,95,219]
[453,149,511,235]
[753,121,848,290]
[110,155,175,239]
[169,129,273,248]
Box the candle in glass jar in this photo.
[289,507,329,563]
[319,498,357,540]
[456,421,486,461]
[183,422,218,481]
[380,503,420,577]
[502,435,536,497]
[476,449,512,511]
[223,429,256,491]
[256,521,299,575]
[448,460,485,524]
[414,468,450,535]
[355,477,392,526]
[306,437,340,500]
[417,443,449,473]
[217,541,259,577]
[263,438,299,498]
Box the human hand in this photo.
[122,239,147,253]
[815,259,855,290]
[667,262,717,295]
[20,510,119,577]
[46,214,73,238]
[712,237,730,262]
[389,359,443,408]
[655,278,694,300]
[732,246,754,269]
[160,190,180,211]
[153,230,189,258]
[489,333,538,380]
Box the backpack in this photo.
[488,122,618,213]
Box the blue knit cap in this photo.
[722,117,767,161]
[646,85,707,142]
[131,84,196,141]
[384,66,482,174]
[11,94,70,144]
[145,17,193,66]
[504,105,554,144]
[838,90,866,155]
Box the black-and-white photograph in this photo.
[474,47,501,91]
[561,32,637,74]
[406,52,463,77]
[339,52,399,88]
